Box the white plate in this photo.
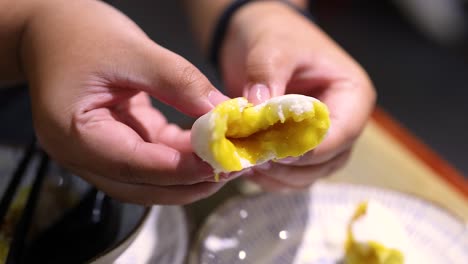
[191,182,468,264]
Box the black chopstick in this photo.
[6,150,49,264]
[0,138,37,224]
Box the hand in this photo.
[219,2,376,191]
[21,0,228,204]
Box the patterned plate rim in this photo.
[189,182,468,263]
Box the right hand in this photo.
[21,0,229,205]
[219,1,376,191]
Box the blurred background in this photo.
[1,0,467,177]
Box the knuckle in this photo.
[176,63,210,96]
[246,48,284,81]
[117,141,144,184]
[180,64,200,86]
[118,160,138,184]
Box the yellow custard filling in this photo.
[209,97,330,172]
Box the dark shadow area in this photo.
[0,85,34,145]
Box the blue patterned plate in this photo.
[190,182,468,264]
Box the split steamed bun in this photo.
[191,94,330,174]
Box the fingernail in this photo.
[275,157,300,164]
[207,90,229,107]
[247,84,270,104]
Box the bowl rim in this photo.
[88,206,152,263]
[0,144,153,263]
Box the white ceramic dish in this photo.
[191,182,468,264]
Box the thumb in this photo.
[243,47,297,104]
[142,45,228,116]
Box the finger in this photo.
[113,92,168,142]
[156,125,192,152]
[218,168,253,182]
[243,46,298,103]
[247,172,297,192]
[141,45,229,116]
[116,93,193,152]
[287,78,375,166]
[254,149,351,188]
[72,109,215,186]
[79,171,225,205]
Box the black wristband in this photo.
[209,0,314,70]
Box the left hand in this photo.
[219,1,376,191]
[21,0,228,204]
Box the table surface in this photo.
[327,108,468,220]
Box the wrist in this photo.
[209,0,313,69]
[182,0,234,53]
[231,1,293,33]
[20,0,68,83]
[183,0,308,54]
[20,0,134,83]
[231,1,309,32]
[0,0,45,82]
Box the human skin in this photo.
[184,1,376,191]
[1,0,230,205]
